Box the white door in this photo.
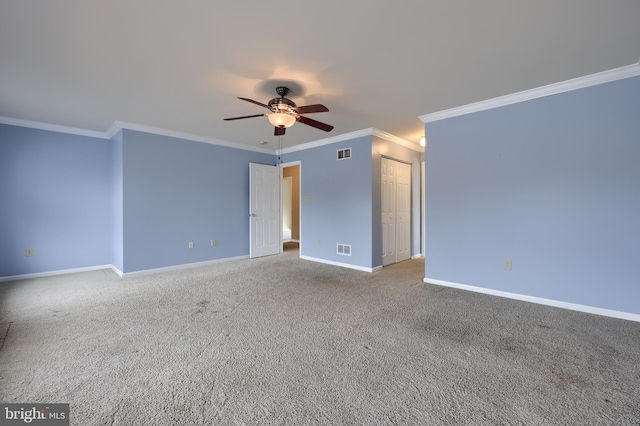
[381,158,411,266]
[396,162,411,263]
[381,159,397,266]
[250,163,280,258]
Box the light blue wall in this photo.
[372,137,423,267]
[0,124,274,277]
[282,136,374,269]
[111,130,124,273]
[0,124,113,277]
[424,76,640,314]
[121,130,273,273]
[2,122,420,277]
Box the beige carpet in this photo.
[1,246,639,425]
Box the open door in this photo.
[250,163,280,258]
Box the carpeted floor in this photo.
[1,246,639,425]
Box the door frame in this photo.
[279,160,302,254]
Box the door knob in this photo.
[250,213,257,217]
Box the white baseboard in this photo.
[300,255,381,273]
[411,254,423,259]
[0,264,116,282]
[121,255,250,277]
[0,256,251,282]
[111,265,124,277]
[424,277,640,323]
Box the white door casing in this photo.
[279,161,302,251]
[250,163,280,258]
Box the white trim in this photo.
[420,161,426,259]
[105,121,123,139]
[281,128,373,154]
[300,255,382,273]
[109,121,273,154]
[419,61,640,123]
[0,116,108,139]
[0,256,252,282]
[424,277,640,323]
[372,128,424,152]
[281,127,421,154]
[0,264,116,282]
[122,255,249,277]
[111,265,124,277]
[411,254,423,260]
[0,117,272,154]
[278,160,302,168]
[0,116,422,155]
[279,160,302,257]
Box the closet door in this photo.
[381,158,411,266]
[396,162,411,263]
[381,158,397,266]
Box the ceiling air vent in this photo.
[337,148,351,160]
[337,244,351,256]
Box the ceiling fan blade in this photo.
[297,115,334,132]
[296,104,329,114]
[274,126,286,136]
[223,113,266,121]
[238,97,271,110]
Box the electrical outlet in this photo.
[188,242,194,249]
[317,239,322,246]
[211,240,216,247]
[307,195,312,202]
[25,248,34,257]
[504,260,512,270]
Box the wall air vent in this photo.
[337,244,351,256]
[337,148,352,160]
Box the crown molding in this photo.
[281,128,419,154]
[0,117,271,154]
[0,116,109,139]
[280,128,373,154]
[105,121,123,139]
[1,116,417,155]
[419,60,640,124]
[372,128,423,152]
[109,121,273,154]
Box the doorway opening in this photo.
[280,161,301,256]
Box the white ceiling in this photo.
[1,1,639,150]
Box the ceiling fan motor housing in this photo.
[268,97,297,114]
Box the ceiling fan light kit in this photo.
[267,112,296,128]
[224,86,334,136]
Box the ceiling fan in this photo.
[223,86,334,136]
